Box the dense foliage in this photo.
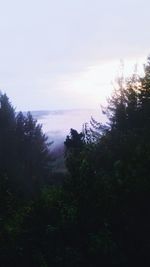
[1,58,150,266]
[0,94,51,197]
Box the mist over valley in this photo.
[31,108,106,149]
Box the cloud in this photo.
[0,0,149,111]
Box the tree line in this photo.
[1,58,150,266]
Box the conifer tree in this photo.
[0,93,52,197]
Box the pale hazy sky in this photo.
[0,0,149,111]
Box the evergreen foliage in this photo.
[1,57,150,266]
[0,93,51,197]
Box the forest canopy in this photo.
[1,57,150,266]
[0,94,52,197]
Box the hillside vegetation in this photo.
[1,58,150,266]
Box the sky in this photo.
[0,0,149,111]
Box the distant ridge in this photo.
[22,109,101,120]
